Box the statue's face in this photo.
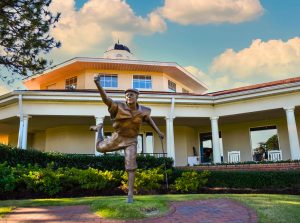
[125,92,138,105]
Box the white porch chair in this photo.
[188,156,200,166]
[268,150,282,161]
[228,151,241,163]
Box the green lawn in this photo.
[0,194,299,223]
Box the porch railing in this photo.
[69,153,168,158]
[139,153,167,158]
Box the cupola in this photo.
[103,41,135,60]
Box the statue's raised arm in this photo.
[94,75,113,107]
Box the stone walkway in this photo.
[0,199,257,223]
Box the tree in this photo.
[265,134,279,151]
[0,0,60,77]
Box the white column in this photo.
[17,94,24,148]
[210,117,221,163]
[94,116,105,156]
[284,107,300,160]
[21,115,30,150]
[165,116,175,165]
[17,118,24,148]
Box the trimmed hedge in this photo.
[207,171,300,189]
[0,144,173,170]
[171,168,300,189]
[1,161,300,199]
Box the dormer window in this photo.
[168,80,176,92]
[99,74,118,88]
[65,76,77,90]
[133,75,152,89]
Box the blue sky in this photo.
[72,0,300,68]
[1,0,300,93]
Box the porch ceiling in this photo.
[172,108,286,127]
[220,108,286,125]
[0,116,96,134]
[0,117,19,134]
[0,116,168,135]
[0,107,293,135]
[174,117,210,127]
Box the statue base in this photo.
[127,195,133,203]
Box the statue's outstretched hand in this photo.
[94,75,101,83]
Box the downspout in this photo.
[17,94,24,148]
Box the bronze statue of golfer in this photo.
[90,75,164,203]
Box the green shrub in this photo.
[172,170,210,193]
[0,144,173,170]
[207,171,300,189]
[22,163,63,196]
[121,167,164,194]
[0,162,16,192]
[73,168,113,190]
[58,167,124,191]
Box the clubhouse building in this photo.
[0,43,299,166]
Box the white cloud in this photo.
[0,81,9,95]
[158,0,264,25]
[185,65,228,91]
[210,37,300,80]
[185,65,250,92]
[49,0,166,54]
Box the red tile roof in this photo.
[206,76,300,96]
[19,76,300,97]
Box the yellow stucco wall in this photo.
[173,126,199,166]
[0,135,9,145]
[8,133,18,147]
[45,126,95,154]
[40,71,86,90]
[41,124,167,155]
[84,69,167,91]
[32,131,46,151]
[30,68,194,93]
[163,74,193,93]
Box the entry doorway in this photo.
[199,132,223,163]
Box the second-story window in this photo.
[133,75,152,89]
[100,74,118,88]
[168,80,176,92]
[65,76,77,90]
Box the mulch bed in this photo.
[1,187,299,200]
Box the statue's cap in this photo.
[125,88,139,95]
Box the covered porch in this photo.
[171,106,300,166]
[1,105,300,166]
[1,87,300,167]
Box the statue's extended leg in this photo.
[90,123,103,143]
[124,143,137,203]
[127,170,135,203]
